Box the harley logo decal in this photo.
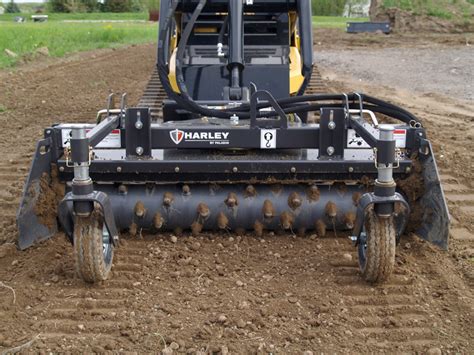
[169,129,184,145]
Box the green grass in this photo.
[383,0,473,19]
[312,16,369,29]
[0,12,148,22]
[0,22,157,68]
[0,14,369,69]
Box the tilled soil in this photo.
[0,32,473,353]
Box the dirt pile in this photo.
[374,8,464,33]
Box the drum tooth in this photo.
[325,201,338,218]
[288,192,302,210]
[307,185,320,202]
[271,184,283,195]
[134,201,146,218]
[280,211,294,230]
[118,184,128,195]
[235,227,246,236]
[254,220,264,238]
[352,192,362,206]
[163,192,174,206]
[182,185,191,196]
[217,212,229,230]
[262,200,275,219]
[191,221,203,236]
[153,212,164,229]
[245,185,257,198]
[174,227,183,237]
[315,219,326,238]
[225,192,238,208]
[344,212,356,230]
[197,203,210,218]
[129,222,138,237]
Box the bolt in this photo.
[232,166,238,173]
[135,120,143,130]
[175,166,180,173]
[59,166,65,172]
[405,166,412,174]
[45,130,51,135]
[327,146,335,156]
[230,114,239,125]
[348,166,354,173]
[136,146,144,156]
[328,121,336,130]
[290,167,296,173]
[117,166,122,173]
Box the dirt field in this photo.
[0,30,473,353]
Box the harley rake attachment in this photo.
[17,0,449,283]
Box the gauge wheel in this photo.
[73,211,114,283]
[358,210,396,283]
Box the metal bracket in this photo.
[58,191,119,246]
[250,90,288,129]
[352,192,410,240]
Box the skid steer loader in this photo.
[17,0,449,283]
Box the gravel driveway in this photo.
[315,46,474,101]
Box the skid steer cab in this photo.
[17,0,449,284]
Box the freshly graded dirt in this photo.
[0,31,472,353]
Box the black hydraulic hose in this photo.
[157,2,421,124]
[218,15,228,47]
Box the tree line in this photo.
[3,0,351,15]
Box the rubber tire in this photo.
[358,211,396,283]
[73,212,113,283]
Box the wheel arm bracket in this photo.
[353,192,410,240]
[58,191,119,246]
